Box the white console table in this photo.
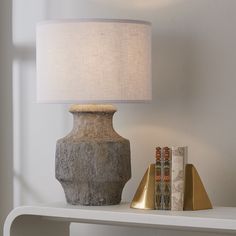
[4,203,236,236]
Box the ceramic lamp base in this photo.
[55,104,131,206]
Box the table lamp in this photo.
[36,19,152,206]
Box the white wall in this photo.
[0,0,13,234]
[12,0,236,235]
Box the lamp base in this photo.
[55,104,131,206]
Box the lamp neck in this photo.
[69,104,119,139]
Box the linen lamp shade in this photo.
[36,19,151,103]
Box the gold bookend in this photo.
[184,164,212,210]
[130,164,155,209]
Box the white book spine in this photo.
[171,147,187,211]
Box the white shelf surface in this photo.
[4,202,236,235]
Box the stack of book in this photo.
[155,146,187,211]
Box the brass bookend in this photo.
[130,164,155,209]
[184,164,212,210]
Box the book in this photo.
[155,147,171,210]
[171,146,187,211]
[162,147,171,210]
[155,147,162,210]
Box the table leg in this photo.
[5,215,70,236]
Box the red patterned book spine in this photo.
[155,147,162,209]
[162,147,171,210]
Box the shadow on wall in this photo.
[14,44,36,61]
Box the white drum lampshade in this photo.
[36,19,152,206]
[36,19,151,103]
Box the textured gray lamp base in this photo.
[55,104,131,206]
